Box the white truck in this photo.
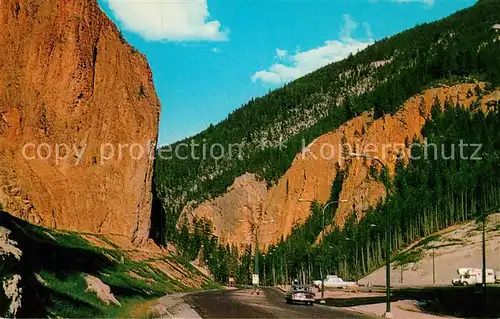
[452,268,496,286]
[312,275,357,289]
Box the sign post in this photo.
[252,274,260,295]
[252,274,260,286]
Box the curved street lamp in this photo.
[350,152,393,318]
[298,198,348,304]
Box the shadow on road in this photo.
[323,285,500,318]
[185,288,371,318]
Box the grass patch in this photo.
[494,222,500,232]
[0,211,216,318]
[414,234,441,248]
[444,237,465,244]
[425,243,461,250]
[392,249,424,267]
[38,271,114,318]
[392,234,443,266]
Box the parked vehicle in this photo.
[286,285,315,305]
[452,268,496,286]
[496,271,500,284]
[312,275,357,289]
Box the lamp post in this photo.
[479,152,499,297]
[480,206,499,296]
[350,153,393,318]
[299,198,348,304]
[482,211,486,296]
[263,253,267,286]
[432,248,436,285]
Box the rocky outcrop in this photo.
[84,274,121,306]
[180,173,268,249]
[0,0,160,244]
[0,226,23,317]
[2,274,22,317]
[186,83,500,248]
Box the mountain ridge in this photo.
[156,0,500,248]
[181,82,500,248]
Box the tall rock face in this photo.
[0,0,160,245]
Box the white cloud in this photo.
[252,15,373,85]
[340,13,358,39]
[104,0,229,41]
[363,22,374,41]
[394,0,436,7]
[276,48,288,59]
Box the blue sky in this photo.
[97,0,476,146]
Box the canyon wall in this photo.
[183,83,500,249]
[179,173,268,249]
[0,0,160,245]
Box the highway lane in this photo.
[184,288,373,318]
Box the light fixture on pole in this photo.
[298,197,348,304]
[480,205,499,297]
[350,153,393,318]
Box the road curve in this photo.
[184,288,372,318]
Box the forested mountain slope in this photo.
[182,83,499,248]
[222,88,500,286]
[155,0,500,248]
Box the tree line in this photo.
[171,96,500,286]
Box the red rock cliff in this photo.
[0,0,160,245]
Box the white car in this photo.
[286,285,315,305]
[313,275,357,289]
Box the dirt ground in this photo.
[359,213,500,287]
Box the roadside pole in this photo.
[299,198,348,304]
[432,248,436,285]
[350,153,393,318]
[482,211,486,297]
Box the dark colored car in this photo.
[285,285,315,305]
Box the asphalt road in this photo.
[184,288,373,318]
